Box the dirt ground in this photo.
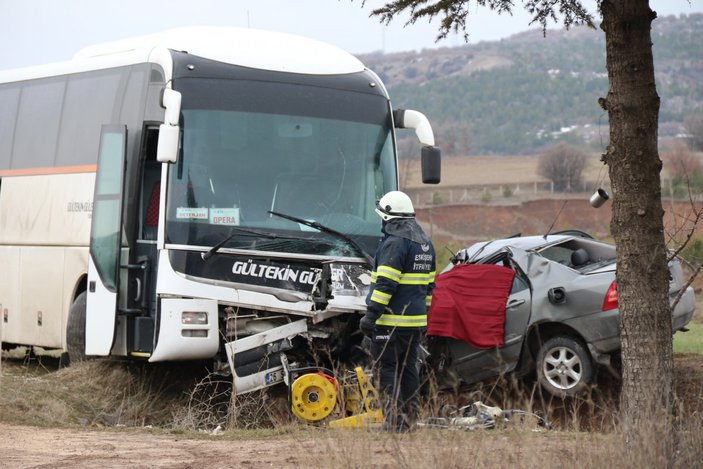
[0,423,322,468]
[0,420,609,469]
[415,198,703,246]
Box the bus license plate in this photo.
[265,369,284,385]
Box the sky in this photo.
[1,0,701,70]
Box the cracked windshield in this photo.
[165,80,397,258]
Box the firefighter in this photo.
[360,190,436,432]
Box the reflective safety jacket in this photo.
[365,220,436,332]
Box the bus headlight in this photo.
[181,311,208,325]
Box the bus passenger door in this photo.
[85,125,128,355]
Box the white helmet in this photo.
[375,191,415,221]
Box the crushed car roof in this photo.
[460,234,573,260]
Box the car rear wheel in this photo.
[536,336,593,398]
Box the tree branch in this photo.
[367,0,595,43]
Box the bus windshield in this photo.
[165,77,397,258]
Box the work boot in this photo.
[382,415,412,433]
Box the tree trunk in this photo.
[600,0,674,458]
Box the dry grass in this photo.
[1,342,701,468]
[312,415,703,469]
[0,353,202,428]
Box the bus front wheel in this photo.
[66,291,87,364]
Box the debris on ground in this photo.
[418,401,550,431]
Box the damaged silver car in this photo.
[426,232,696,397]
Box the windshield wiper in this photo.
[268,210,373,266]
[201,226,298,261]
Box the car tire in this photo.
[536,336,593,398]
[66,291,87,364]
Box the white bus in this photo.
[0,27,440,396]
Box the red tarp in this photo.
[428,263,515,349]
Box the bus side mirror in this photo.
[394,109,442,184]
[157,88,182,163]
[421,145,441,184]
[161,88,181,126]
[157,124,179,163]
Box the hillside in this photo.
[358,13,703,155]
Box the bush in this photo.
[537,142,588,192]
[662,142,703,194]
[679,236,703,266]
[684,113,703,152]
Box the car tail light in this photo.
[602,281,618,311]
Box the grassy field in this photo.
[401,154,610,189]
[674,322,703,353]
[401,151,703,191]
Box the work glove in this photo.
[359,312,377,337]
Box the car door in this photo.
[443,250,532,385]
[499,257,532,367]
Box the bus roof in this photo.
[0,27,366,84]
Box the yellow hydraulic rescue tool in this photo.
[290,370,338,422]
[290,367,383,428]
